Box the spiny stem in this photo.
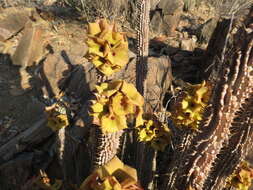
[90,74,123,168]
[136,0,150,98]
[91,127,123,167]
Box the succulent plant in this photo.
[136,116,171,151]
[86,19,129,76]
[89,80,144,133]
[45,103,69,131]
[80,156,143,190]
[227,162,253,190]
[170,81,211,130]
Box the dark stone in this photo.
[150,11,163,34]
[150,0,184,35]
[157,0,184,15]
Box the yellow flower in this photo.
[88,22,101,36]
[86,19,129,76]
[95,81,122,97]
[227,162,253,190]
[100,114,127,133]
[91,102,104,113]
[138,128,155,142]
[90,81,144,133]
[136,116,171,151]
[80,156,142,190]
[111,92,135,116]
[121,81,144,106]
[47,114,69,131]
[106,42,129,67]
[86,38,104,57]
[170,81,210,130]
[45,104,69,132]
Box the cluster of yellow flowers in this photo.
[137,118,171,151]
[89,79,171,151]
[227,162,253,190]
[170,81,210,130]
[86,19,172,151]
[86,19,129,76]
[80,156,143,190]
[90,80,144,133]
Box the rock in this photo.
[41,53,71,97]
[197,18,218,43]
[183,31,189,38]
[167,39,180,48]
[150,11,163,35]
[20,68,32,90]
[63,64,96,100]
[12,21,47,67]
[150,0,184,36]
[0,8,31,41]
[61,23,88,65]
[180,37,197,51]
[43,0,57,6]
[157,0,184,15]
[163,14,182,35]
[48,22,88,65]
[150,0,160,10]
[68,40,88,64]
[183,0,196,12]
[145,56,172,112]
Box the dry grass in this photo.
[58,0,149,31]
[207,0,253,17]
[59,0,131,23]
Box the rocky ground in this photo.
[0,0,252,189]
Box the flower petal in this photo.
[88,22,101,36]
[91,102,104,113]
[92,59,104,68]
[111,92,135,116]
[98,63,115,76]
[47,114,69,131]
[120,81,144,106]
[87,38,104,57]
[99,81,123,97]
[110,43,129,66]
[101,114,127,133]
